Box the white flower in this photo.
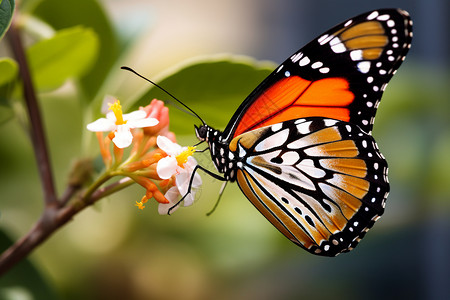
[87,100,159,148]
[158,186,181,215]
[156,135,202,214]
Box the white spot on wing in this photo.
[367,11,379,20]
[350,50,363,61]
[280,151,300,165]
[296,121,312,134]
[377,14,390,21]
[330,37,341,46]
[271,123,283,132]
[357,61,371,73]
[311,61,323,69]
[298,159,326,178]
[324,119,338,126]
[299,56,310,66]
[257,150,282,163]
[291,52,303,63]
[276,65,284,73]
[331,43,346,53]
[318,34,329,45]
[255,128,290,151]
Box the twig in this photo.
[7,13,57,206]
[0,178,132,277]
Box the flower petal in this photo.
[128,117,159,129]
[156,156,178,179]
[123,110,146,121]
[158,186,180,215]
[175,171,191,196]
[192,172,202,188]
[157,135,182,155]
[183,192,195,207]
[106,111,117,122]
[86,118,116,132]
[112,125,133,148]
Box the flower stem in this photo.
[7,14,57,206]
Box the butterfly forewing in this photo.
[221,8,412,141]
[230,118,389,256]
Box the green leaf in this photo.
[125,55,275,135]
[0,57,18,86]
[31,0,119,99]
[27,26,99,92]
[0,0,15,40]
[0,58,18,119]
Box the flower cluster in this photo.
[86,98,201,214]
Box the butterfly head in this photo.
[194,124,208,142]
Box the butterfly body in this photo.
[195,125,239,181]
[194,8,412,256]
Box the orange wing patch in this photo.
[320,158,367,178]
[333,20,388,60]
[233,76,355,138]
[304,140,359,157]
[318,183,363,220]
[236,169,315,248]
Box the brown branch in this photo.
[0,178,132,277]
[7,14,57,206]
[0,206,76,276]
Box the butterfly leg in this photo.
[168,164,227,214]
[206,181,228,216]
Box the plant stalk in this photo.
[7,14,58,206]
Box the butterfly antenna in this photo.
[121,66,205,125]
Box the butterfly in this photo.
[190,8,413,257]
[125,8,413,256]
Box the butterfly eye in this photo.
[194,125,208,141]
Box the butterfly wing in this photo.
[229,118,389,256]
[221,8,412,142]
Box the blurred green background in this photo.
[1,0,449,299]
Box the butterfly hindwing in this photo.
[229,118,389,256]
[222,8,412,141]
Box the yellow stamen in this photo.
[135,201,145,210]
[135,195,149,210]
[176,146,196,167]
[109,100,126,125]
